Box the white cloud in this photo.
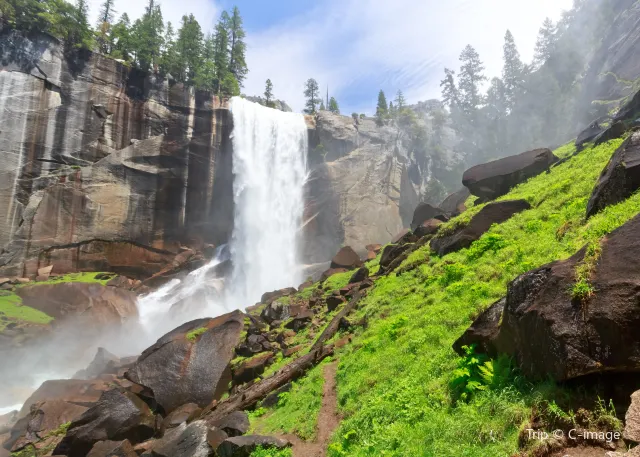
[243,0,574,114]
[88,0,219,32]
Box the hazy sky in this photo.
[88,0,574,114]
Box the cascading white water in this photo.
[227,97,308,307]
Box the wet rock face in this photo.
[586,132,640,218]
[430,200,531,256]
[126,311,244,413]
[0,30,234,278]
[458,213,640,381]
[462,148,558,202]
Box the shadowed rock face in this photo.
[126,311,244,414]
[586,132,640,218]
[456,213,640,381]
[462,149,558,202]
[0,30,234,278]
[439,188,470,217]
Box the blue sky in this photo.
[91,0,574,114]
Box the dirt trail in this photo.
[284,361,341,457]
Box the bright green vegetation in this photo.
[572,239,602,302]
[186,327,208,342]
[260,138,639,456]
[322,270,353,294]
[250,447,292,457]
[28,271,112,286]
[250,360,328,441]
[9,422,71,457]
[0,292,53,331]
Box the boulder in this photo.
[349,266,369,284]
[16,282,138,328]
[126,311,244,413]
[576,121,605,150]
[284,309,314,332]
[207,411,249,437]
[260,301,290,325]
[594,120,627,146]
[461,213,640,381]
[391,229,419,245]
[380,244,411,270]
[410,203,448,230]
[462,149,558,201]
[413,219,443,238]
[625,390,640,443]
[430,200,531,256]
[235,334,272,357]
[216,435,289,457]
[161,403,202,433]
[439,188,470,217]
[615,88,640,124]
[326,295,345,312]
[320,268,348,282]
[37,265,53,279]
[143,421,216,457]
[232,353,274,386]
[365,244,382,254]
[53,388,156,457]
[260,288,297,305]
[87,440,137,457]
[73,348,121,380]
[5,400,88,453]
[586,132,640,218]
[452,298,505,356]
[330,246,362,270]
[18,379,112,417]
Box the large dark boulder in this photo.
[207,411,249,438]
[160,403,201,433]
[379,244,411,270]
[216,435,289,457]
[413,219,443,238]
[260,301,291,324]
[452,298,505,356]
[231,353,274,386]
[586,131,640,218]
[575,121,605,150]
[53,388,156,457]
[462,149,558,201]
[410,203,448,230]
[126,311,244,413]
[440,188,470,217]
[73,348,121,380]
[614,88,640,125]
[457,213,640,381]
[144,421,216,457]
[87,440,137,457]
[430,200,531,256]
[349,266,369,284]
[260,288,297,305]
[594,120,627,146]
[330,246,362,270]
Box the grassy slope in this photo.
[0,272,111,331]
[251,138,640,457]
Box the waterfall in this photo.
[228,97,308,307]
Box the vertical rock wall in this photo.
[0,30,234,277]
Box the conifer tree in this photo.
[319,100,326,111]
[304,78,320,114]
[395,90,406,109]
[224,7,248,87]
[440,68,459,110]
[133,0,164,71]
[96,0,116,53]
[329,96,340,114]
[457,45,486,115]
[502,30,524,111]
[193,33,215,90]
[160,22,180,78]
[69,0,93,49]
[376,90,388,126]
[533,18,557,68]
[176,14,203,83]
[111,13,132,61]
[264,79,274,107]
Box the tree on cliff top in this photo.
[376,90,388,126]
[264,79,274,107]
[176,14,203,83]
[132,0,164,71]
[96,0,116,53]
[223,6,248,87]
[329,96,340,114]
[304,78,320,114]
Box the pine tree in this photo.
[264,79,274,107]
[96,0,116,53]
[160,22,180,78]
[440,68,459,110]
[329,96,339,114]
[133,0,164,71]
[224,7,248,87]
[502,30,524,111]
[458,45,486,115]
[111,13,132,61]
[211,20,237,96]
[193,33,215,90]
[533,18,557,68]
[304,78,320,114]
[376,90,388,126]
[395,90,406,109]
[176,14,203,83]
[319,100,326,111]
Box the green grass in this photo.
[186,327,208,342]
[323,271,353,294]
[250,360,329,440]
[0,292,53,331]
[250,447,293,457]
[260,138,640,457]
[25,271,112,286]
